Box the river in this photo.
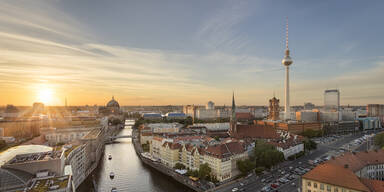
[92,124,193,192]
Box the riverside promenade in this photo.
[131,129,205,192]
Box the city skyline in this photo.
[1,0,384,106]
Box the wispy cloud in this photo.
[196,0,251,52]
[0,0,382,106]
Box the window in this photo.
[307,181,311,186]
[320,184,324,190]
[335,188,338,192]
[307,190,311,192]
[314,183,317,188]
[327,185,331,191]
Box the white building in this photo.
[41,126,100,146]
[147,123,182,133]
[194,123,230,132]
[296,111,318,122]
[275,142,304,159]
[196,108,217,119]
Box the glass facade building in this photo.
[324,89,340,112]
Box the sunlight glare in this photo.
[37,87,54,105]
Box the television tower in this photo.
[282,17,293,120]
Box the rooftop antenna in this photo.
[286,16,289,50]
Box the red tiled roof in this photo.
[162,142,182,150]
[302,163,370,192]
[327,150,384,172]
[236,112,253,120]
[235,124,280,139]
[361,179,384,192]
[205,141,245,159]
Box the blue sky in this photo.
[0,0,383,106]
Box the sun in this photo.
[37,88,54,105]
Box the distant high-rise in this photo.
[282,17,293,120]
[367,104,384,117]
[304,102,315,110]
[206,101,215,110]
[324,89,340,112]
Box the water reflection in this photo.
[94,126,193,192]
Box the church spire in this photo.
[231,91,236,121]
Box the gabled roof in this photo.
[302,163,370,192]
[327,150,384,172]
[361,179,384,192]
[205,141,245,159]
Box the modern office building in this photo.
[324,89,340,112]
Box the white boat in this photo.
[110,172,115,179]
[108,155,112,160]
[111,187,117,192]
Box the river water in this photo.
[93,125,193,192]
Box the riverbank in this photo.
[132,129,205,192]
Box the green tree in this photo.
[253,141,285,169]
[0,139,6,150]
[300,129,323,138]
[236,159,256,175]
[174,163,186,170]
[198,163,212,180]
[255,167,265,175]
[374,133,384,148]
[184,116,193,125]
[303,139,317,151]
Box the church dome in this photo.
[106,96,120,108]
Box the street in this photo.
[215,132,367,192]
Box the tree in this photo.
[300,129,323,138]
[184,116,193,125]
[374,133,384,148]
[0,139,6,150]
[237,159,256,175]
[253,141,285,169]
[255,167,265,175]
[198,163,211,180]
[174,163,186,170]
[303,139,317,151]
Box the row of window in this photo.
[307,181,349,192]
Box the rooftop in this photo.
[26,175,70,192]
[303,150,384,192]
[302,163,370,192]
[6,150,62,165]
[82,128,101,140]
[0,145,52,166]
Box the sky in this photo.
[0,0,383,106]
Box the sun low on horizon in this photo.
[34,84,55,106]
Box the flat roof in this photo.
[26,175,70,192]
[6,150,62,165]
[0,145,52,166]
